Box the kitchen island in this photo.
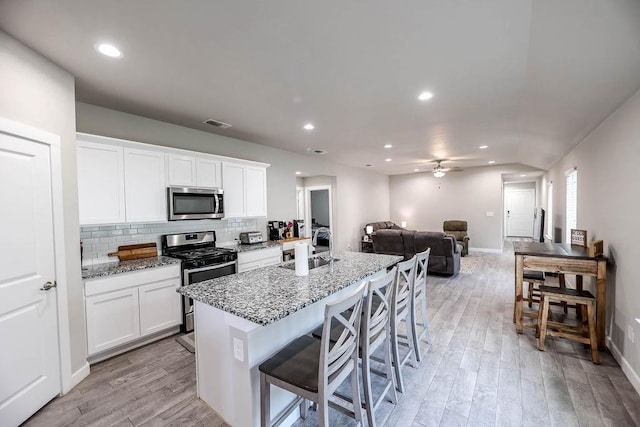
[178,251,401,427]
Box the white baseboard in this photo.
[69,361,90,391]
[469,247,503,254]
[606,336,640,397]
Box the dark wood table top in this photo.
[513,241,606,261]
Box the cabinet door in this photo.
[139,279,181,336]
[124,148,167,222]
[222,162,246,217]
[77,141,125,224]
[86,288,140,356]
[167,154,196,186]
[245,166,267,217]
[196,158,222,188]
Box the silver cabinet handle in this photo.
[40,281,57,291]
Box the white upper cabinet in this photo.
[124,148,167,223]
[167,154,196,186]
[245,166,267,217]
[196,157,222,188]
[222,162,268,218]
[77,133,267,223]
[222,162,246,218]
[77,141,126,225]
[167,154,222,188]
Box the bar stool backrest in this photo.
[414,248,430,300]
[393,256,417,321]
[319,281,367,393]
[363,267,397,351]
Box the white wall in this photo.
[0,31,86,373]
[76,103,390,251]
[389,167,509,250]
[543,88,640,385]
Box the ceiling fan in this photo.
[432,160,463,177]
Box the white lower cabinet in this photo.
[85,264,181,358]
[139,279,182,336]
[85,288,140,356]
[237,246,282,273]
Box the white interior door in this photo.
[505,188,535,237]
[0,130,60,425]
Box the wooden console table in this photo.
[513,242,608,349]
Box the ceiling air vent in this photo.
[203,118,232,129]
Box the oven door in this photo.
[181,261,237,332]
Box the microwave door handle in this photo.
[214,194,220,215]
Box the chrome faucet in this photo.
[313,227,333,261]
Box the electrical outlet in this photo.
[347,245,352,251]
[628,325,635,344]
[233,337,244,362]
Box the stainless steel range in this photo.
[161,231,237,332]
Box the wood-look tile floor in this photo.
[24,241,640,426]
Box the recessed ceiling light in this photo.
[520,174,527,177]
[365,164,373,167]
[384,144,393,149]
[488,160,496,164]
[95,43,122,58]
[303,123,315,130]
[418,91,434,101]
[385,158,392,162]
[414,169,420,172]
[295,171,302,175]
[479,145,488,149]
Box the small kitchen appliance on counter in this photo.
[161,231,237,333]
[239,231,263,245]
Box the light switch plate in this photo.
[233,337,244,362]
[486,211,494,217]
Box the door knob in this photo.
[40,281,57,291]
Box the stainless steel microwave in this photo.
[167,187,224,220]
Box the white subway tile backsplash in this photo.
[80,218,259,260]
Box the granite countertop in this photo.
[231,241,282,253]
[82,256,181,280]
[178,251,402,326]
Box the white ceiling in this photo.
[2,1,640,175]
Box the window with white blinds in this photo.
[565,169,577,242]
[547,183,553,238]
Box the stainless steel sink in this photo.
[281,257,340,270]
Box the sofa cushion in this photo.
[372,229,404,256]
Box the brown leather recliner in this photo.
[443,220,469,257]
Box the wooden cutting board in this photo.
[108,243,158,261]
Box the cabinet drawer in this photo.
[85,264,180,296]
[237,247,282,273]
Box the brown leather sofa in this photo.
[365,222,461,276]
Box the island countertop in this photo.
[178,251,401,326]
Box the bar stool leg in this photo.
[362,352,376,427]
[260,373,270,427]
[537,295,550,351]
[528,282,533,308]
[409,306,421,363]
[384,338,398,404]
[318,396,329,427]
[587,302,599,364]
[421,296,431,344]
[300,398,308,420]
[350,365,363,425]
[390,322,404,393]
